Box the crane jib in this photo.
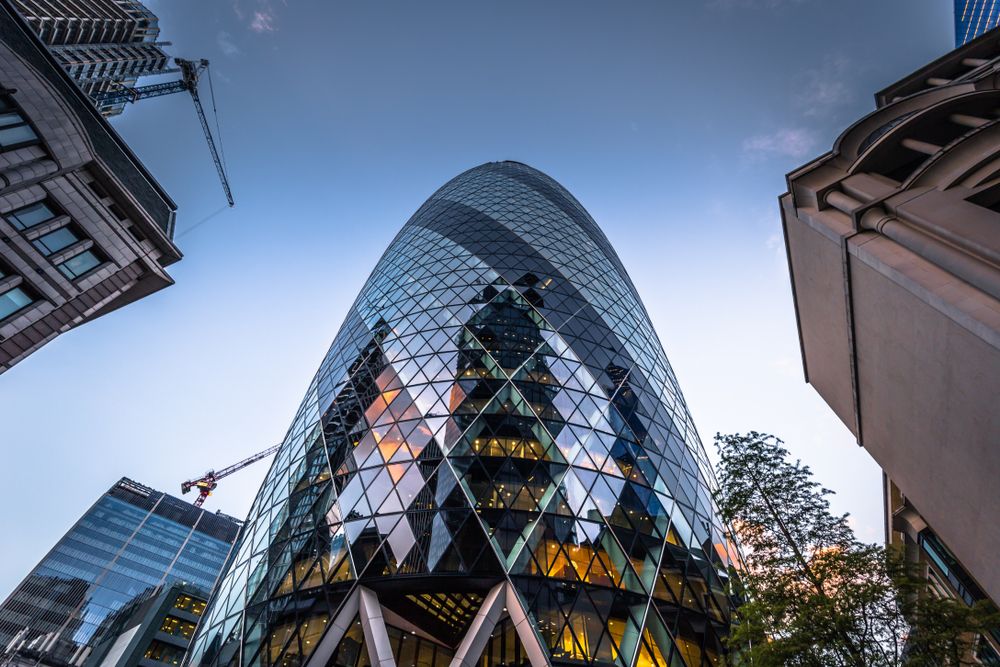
[90,58,234,207]
[180,443,280,506]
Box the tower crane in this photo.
[92,58,234,207]
[181,443,280,508]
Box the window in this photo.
[0,286,33,320]
[18,216,105,281]
[108,203,128,221]
[172,593,207,616]
[6,200,58,230]
[144,640,186,666]
[57,250,101,279]
[0,96,38,149]
[158,615,197,639]
[127,224,146,243]
[88,180,110,199]
[32,226,81,256]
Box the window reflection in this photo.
[267,614,328,667]
[57,249,102,279]
[32,226,80,255]
[0,286,33,320]
[6,200,57,230]
[0,96,38,149]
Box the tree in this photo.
[713,431,997,666]
[891,561,999,667]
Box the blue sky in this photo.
[0,0,954,595]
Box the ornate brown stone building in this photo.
[0,1,179,373]
[780,25,1000,639]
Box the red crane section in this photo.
[181,444,280,507]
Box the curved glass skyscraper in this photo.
[188,162,733,667]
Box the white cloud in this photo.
[217,31,241,57]
[742,127,817,160]
[795,55,854,118]
[230,0,283,34]
[250,9,275,33]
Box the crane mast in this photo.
[92,58,234,207]
[181,443,280,507]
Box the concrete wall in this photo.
[849,237,1000,602]
[781,196,859,437]
[782,22,1000,611]
[783,198,1000,603]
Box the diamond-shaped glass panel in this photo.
[189,162,733,667]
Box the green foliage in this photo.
[889,555,1000,666]
[714,431,997,667]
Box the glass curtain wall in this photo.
[188,162,735,667]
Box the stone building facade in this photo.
[780,24,1000,642]
[0,1,179,373]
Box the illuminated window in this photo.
[144,640,186,665]
[159,615,197,639]
[173,594,207,616]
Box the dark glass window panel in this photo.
[58,250,102,279]
[88,180,110,199]
[145,640,187,665]
[386,624,454,667]
[127,224,146,242]
[8,201,57,230]
[33,226,80,256]
[0,123,36,147]
[108,203,129,221]
[0,111,38,148]
[329,618,370,667]
[0,111,25,128]
[0,286,32,319]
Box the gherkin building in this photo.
[187,162,735,667]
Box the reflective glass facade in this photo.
[956,0,1000,45]
[188,162,734,667]
[0,479,241,667]
[83,582,212,667]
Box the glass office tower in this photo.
[0,478,241,667]
[188,162,734,667]
[955,0,1000,45]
